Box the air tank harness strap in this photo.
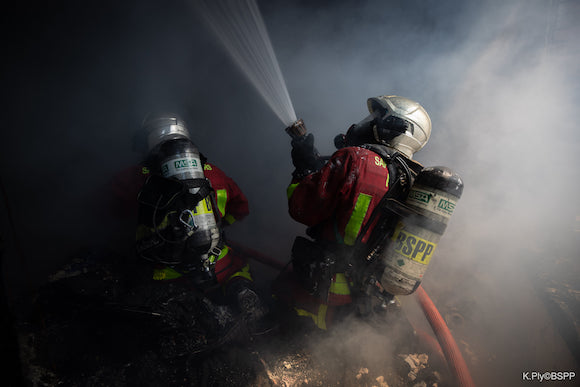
[183,178,213,206]
[291,237,352,299]
[185,177,225,258]
[344,144,419,280]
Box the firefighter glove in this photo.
[291,133,324,177]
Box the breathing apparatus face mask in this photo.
[342,115,376,147]
[341,113,412,148]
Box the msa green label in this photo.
[437,198,455,215]
[174,159,198,169]
[408,189,431,203]
[161,157,202,178]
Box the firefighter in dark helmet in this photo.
[275,95,463,330]
[113,112,266,337]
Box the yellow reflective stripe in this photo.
[287,183,299,199]
[209,245,229,264]
[228,264,253,282]
[135,224,151,240]
[344,193,372,245]
[329,273,351,296]
[223,214,236,225]
[136,211,176,241]
[317,304,328,330]
[216,189,227,217]
[217,245,229,260]
[152,267,183,280]
[294,304,328,330]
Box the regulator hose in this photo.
[416,285,475,387]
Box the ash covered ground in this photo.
[13,249,450,387]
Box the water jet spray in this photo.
[194,0,298,127]
[194,0,314,143]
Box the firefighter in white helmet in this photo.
[276,95,462,330]
[113,112,267,339]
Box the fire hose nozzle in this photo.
[285,119,307,139]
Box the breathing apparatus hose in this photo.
[416,285,476,387]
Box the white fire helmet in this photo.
[367,95,432,159]
[141,112,192,152]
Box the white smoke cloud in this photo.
[1,1,578,385]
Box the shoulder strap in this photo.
[352,144,422,259]
[183,178,213,207]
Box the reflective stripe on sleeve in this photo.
[287,183,299,199]
[344,193,372,245]
[216,189,227,217]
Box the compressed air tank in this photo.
[379,166,463,295]
[157,138,221,265]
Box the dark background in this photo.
[1,1,579,385]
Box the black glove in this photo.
[291,133,324,177]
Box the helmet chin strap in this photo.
[372,124,381,144]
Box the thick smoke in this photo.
[1,0,579,385]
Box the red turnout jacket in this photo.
[277,146,396,329]
[288,146,392,246]
[111,162,250,284]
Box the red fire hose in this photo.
[229,241,475,387]
[415,285,475,387]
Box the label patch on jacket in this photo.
[391,223,437,265]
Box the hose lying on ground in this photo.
[229,240,476,386]
[415,285,476,387]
